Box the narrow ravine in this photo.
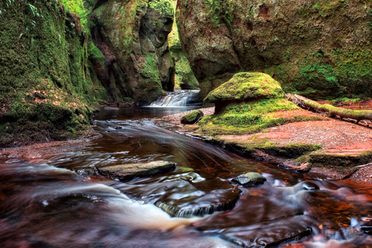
[0,96,370,247]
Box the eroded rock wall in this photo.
[177,0,372,98]
[91,0,175,104]
[0,0,106,146]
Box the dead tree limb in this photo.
[286,94,372,123]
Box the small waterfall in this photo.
[147,90,201,108]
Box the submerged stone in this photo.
[232,172,266,187]
[220,215,313,247]
[181,110,204,124]
[97,161,176,180]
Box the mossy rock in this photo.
[199,98,300,135]
[181,110,204,125]
[205,72,284,104]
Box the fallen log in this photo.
[286,94,372,123]
[251,149,311,173]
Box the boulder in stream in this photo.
[97,161,176,181]
[156,187,241,218]
[232,172,266,187]
[181,110,204,125]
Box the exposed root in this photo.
[252,149,311,173]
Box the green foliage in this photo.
[149,0,174,16]
[205,72,284,103]
[60,0,88,30]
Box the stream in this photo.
[0,91,371,248]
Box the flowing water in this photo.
[0,106,371,247]
[147,90,201,108]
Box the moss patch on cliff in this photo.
[0,0,106,147]
[168,1,199,89]
[266,48,372,98]
[149,0,174,17]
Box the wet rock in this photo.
[232,172,266,187]
[97,161,176,181]
[156,187,240,217]
[181,110,204,125]
[118,174,241,218]
[163,172,205,183]
[360,217,372,235]
[301,181,319,191]
[90,0,175,104]
[220,216,313,248]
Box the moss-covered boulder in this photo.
[90,0,176,104]
[0,0,107,147]
[205,72,284,113]
[181,110,204,125]
[177,0,372,98]
[206,72,284,103]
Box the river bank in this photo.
[161,106,372,183]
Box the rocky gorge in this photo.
[0,0,371,247]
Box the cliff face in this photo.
[177,0,372,98]
[90,0,175,104]
[0,0,106,146]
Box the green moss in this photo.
[203,0,234,27]
[308,151,372,168]
[92,0,147,58]
[259,144,322,158]
[329,97,362,105]
[141,53,161,82]
[0,0,106,146]
[168,1,199,89]
[88,41,105,63]
[205,72,284,103]
[199,98,299,135]
[292,63,340,96]
[266,48,372,99]
[181,110,204,124]
[60,0,89,31]
[148,0,174,17]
